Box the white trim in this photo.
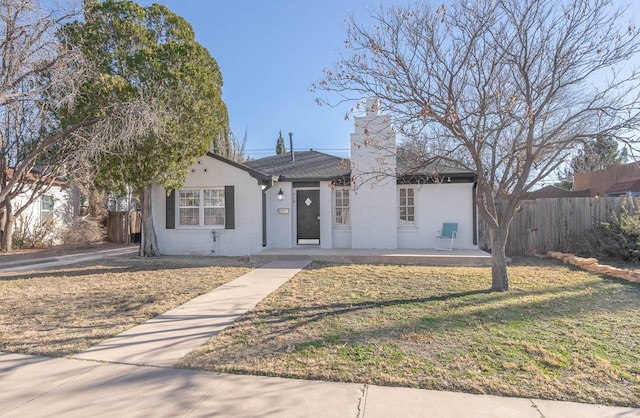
[177,187,225,228]
[333,188,351,228]
[398,186,416,226]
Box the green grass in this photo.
[178,259,640,407]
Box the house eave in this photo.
[397,172,477,185]
[276,174,352,185]
[206,152,271,185]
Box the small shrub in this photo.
[62,216,106,245]
[577,197,640,264]
[12,216,58,249]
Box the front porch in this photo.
[250,247,492,267]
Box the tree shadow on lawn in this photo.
[239,277,640,341]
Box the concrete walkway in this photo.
[2,259,639,417]
[74,259,311,367]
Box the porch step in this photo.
[250,248,492,267]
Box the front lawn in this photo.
[0,256,253,356]
[178,260,640,407]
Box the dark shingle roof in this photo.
[243,150,475,183]
[245,151,350,181]
[606,179,640,195]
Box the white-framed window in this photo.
[335,188,350,225]
[399,187,415,223]
[203,189,225,226]
[179,188,225,227]
[41,195,54,223]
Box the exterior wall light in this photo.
[277,188,284,201]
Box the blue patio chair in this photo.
[435,222,458,251]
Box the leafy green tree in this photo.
[63,0,228,256]
[276,130,286,155]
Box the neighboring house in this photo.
[151,98,479,256]
[573,162,640,197]
[1,173,76,246]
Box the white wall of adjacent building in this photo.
[10,183,74,245]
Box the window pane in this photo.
[335,189,350,225]
[180,190,199,207]
[179,208,199,225]
[399,187,415,223]
[41,195,54,211]
[204,189,224,207]
[204,207,224,225]
[342,207,350,224]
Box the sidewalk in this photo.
[2,352,638,418]
[1,259,639,417]
[0,244,137,273]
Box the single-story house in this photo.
[151,99,479,256]
[573,162,640,197]
[1,170,77,246]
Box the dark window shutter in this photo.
[166,190,175,229]
[225,185,235,229]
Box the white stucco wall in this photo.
[11,184,73,245]
[152,155,264,256]
[397,182,476,249]
[350,98,399,249]
[319,182,333,248]
[265,182,294,248]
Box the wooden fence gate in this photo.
[107,211,129,243]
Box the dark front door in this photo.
[296,189,320,244]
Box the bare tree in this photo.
[317,0,640,291]
[0,0,165,252]
[230,126,249,163]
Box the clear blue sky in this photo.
[136,0,383,159]
[136,0,640,162]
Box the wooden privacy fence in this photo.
[478,197,639,257]
[107,211,129,243]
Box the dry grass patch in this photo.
[0,256,253,356]
[178,259,640,407]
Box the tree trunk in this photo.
[139,187,160,257]
[489,227,509,292]
[489,219,509,292]
[1,198,14,252]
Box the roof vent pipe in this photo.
[289,132,295,162]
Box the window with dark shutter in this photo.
[224,185,235,229]
[166,190,175,229]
